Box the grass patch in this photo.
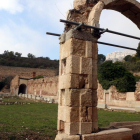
[0,97,140,139]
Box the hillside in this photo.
[0,55,59,70]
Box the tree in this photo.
[98,54,106,64]
[124,55,133,62]
[46,57,50,60]
[15,52,22,57]
[27,53,35,58]
[136,42,140,57]
[8,51,15,59]
[3,50,9,57]
[98,60,136,92]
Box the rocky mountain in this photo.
[106,50,136,62]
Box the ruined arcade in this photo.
[54,0,140,140]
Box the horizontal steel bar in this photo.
[46,32,61,37]
[97,41,139,51]
[46,31,140,51]
[60,19,140,40]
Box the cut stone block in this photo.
[85,75,93,89]
[80,57,92,74]
[135,106,140,112]
[80,89,92,107]
[86,41,92,58]
[65,89,80,107]
[82,128,133,140]
[60,38,86,60]
[60,39,72,60]
[79,122,92,134]
[65,122,79,135]
[55,134,80,140]
[58,106,66,121]
[66,55,80,74]
[65,107,79,122]
[110,121,140,127]
[71,38,86,57]
[59,74,79,89]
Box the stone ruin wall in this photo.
[0,65,56,80]
[27,76,58,100]
[10,75,19,95]
[97,82,130,101]
[135,81,140,101]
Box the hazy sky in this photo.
[0,0,140,60]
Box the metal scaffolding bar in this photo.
[97,41,139,51]
[46,31,140,51]
[60,19,140,40]
[46,32,61,37]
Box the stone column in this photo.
[55,29,98,140]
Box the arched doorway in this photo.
[18,84,27,94]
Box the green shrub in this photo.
[33,75,44,80]
[98,61,136,92]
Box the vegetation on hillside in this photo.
[98,61,136,92]
[121,42,140,72]
[0,50,59,70]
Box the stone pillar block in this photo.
[80,57,92,74]
[65,89,80,107]
[66,55,80,74]
[79,122,92,134]
[80,89,92,107]
[60,38,86,60]
[65,122,79,135]
[59,74,79,89]
[65,107,79,122]
[86,41,92,58]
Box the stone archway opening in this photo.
[18,84,27,94]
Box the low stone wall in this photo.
[19,94,58,103]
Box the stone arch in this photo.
[87,0,140,29]
[18,84,27,94]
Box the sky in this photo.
[0,0,140,60]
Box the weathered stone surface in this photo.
[66,55,80,74]
[80,57,92,74]
[82,128,133,140]
[58,106,66,121]
[80,89,92,106]
[65,89,80,107]
[79,122,92,134]
[65,29,97,44]
[73,0,87,9]
[60,38,86,60]
[59,74,79,89]
[88,1,104,25]
[65,107,79,122]
[65,122,79,135]
[86,41,93,58]
[55,134,80,140]
[135,106,140,112]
